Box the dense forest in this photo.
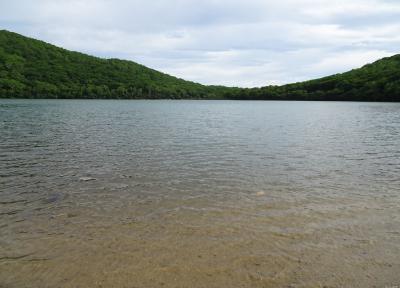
[1,29,399,101]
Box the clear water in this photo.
[1,100,400,287]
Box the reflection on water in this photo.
[1,100,400,288]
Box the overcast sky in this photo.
[1,0,399,87]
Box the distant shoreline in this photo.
[1,30,400,102]
[1,98,399,103]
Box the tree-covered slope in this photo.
[0,30,225,99]
[235,55,400,101]
[0,29,399,101]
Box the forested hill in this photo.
[235,54,400,102]
[0,30,226,99]
[1,29,399,101]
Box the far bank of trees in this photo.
[1,30,399,102]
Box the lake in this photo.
[1,100,400,288]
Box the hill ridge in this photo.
[1,30,399,101]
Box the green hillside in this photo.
[235,55,400,101]
[0,30,227,99]
[0,29,399,101]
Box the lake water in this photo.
[1,100,400,288]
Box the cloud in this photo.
[0,0,399,87]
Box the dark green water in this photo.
[1,100,400,288]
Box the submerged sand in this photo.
[1,184,399,288]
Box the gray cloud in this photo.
[1,0,399,87]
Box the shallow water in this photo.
[1,100,400,288]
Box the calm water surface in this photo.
[1,100,400,288]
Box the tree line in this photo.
[1,30,399,102]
